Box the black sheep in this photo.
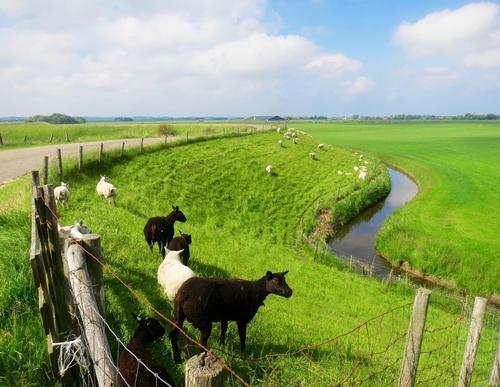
[144,206,187,255]
[167,232,192,265]
[119,314,176,387]
[169,271,292,363]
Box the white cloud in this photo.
[394,2,500,58]
[464,49,500,68]
[0,0,370,115]
[341,76,375,95]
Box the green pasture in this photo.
[1,131,496,386]
[297,121,500,296]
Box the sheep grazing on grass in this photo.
[119,314,176,387]
[354,166,359,171]
[293,138,299,144]
[309,152,316,160]
[169,271,292,363]
[96,176,117,204]
[317,144,325,150]
[158,249,195,301]
[266,165,273,174]
[278,139,283,147]
[58,219,91,240]
[358,171,367,180]
[364,160,368,165]
[167,232,192,266]
[54,182,69,208]
[345,172,353,176]
[291,132,298,138]
[359,154,364,159]
[337,171,343,175]
[276,127,282,133]
[144,206,187,255]
[284,133,291,140]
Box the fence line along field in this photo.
[2,128,498,386]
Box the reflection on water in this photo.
[329,168,418,278]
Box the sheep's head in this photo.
[171,205,187,222]
[132,313,165,343]
[61,182,68,187]
[179,231,192,244]
[76,219,91,234]
[265,271,292,298]
[100,175,108,182]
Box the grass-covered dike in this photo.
[1,130,497,386]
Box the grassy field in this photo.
[297,121,500,296]
[1,131,496,386]
[0,121,267,150]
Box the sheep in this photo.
[96,176,117,204]
[144,206,187,255]
[359,154,364,159]
[358,171,367,180]
[54,182,69,208]
[167,232,192,265]
[364,160,369,165]
[284,133,291,140]
[276,127,282,133]
[58,219,92,240]
[354,166,359,171]
[158,249,195,302]
[119,314,176,387]
[291,132,298,138]
[345,172,353,176]
[337,171,343,175]
[293,138,299,144]
[309,152,316,160]
[317,144,325,150]
[277,139,283,147]
[169,271,292,363]
[266,165,273,174]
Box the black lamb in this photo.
[144,206,187,255]
[167,232,192,265]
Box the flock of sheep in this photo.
[53,177,292,387]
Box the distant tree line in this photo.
[347,113,500,121]
[27,113,86,124]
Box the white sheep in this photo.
[58,219,92,240]
[278,139,283,147]
[358,171,367,180]
[359,154,364,159]
[54,182,69,208]
[157,249,195,301]
[354,166,359,171]
[291,132,298,138]
[293,137,299,144]
[364,160,368,164]
[317,144,325,150]
[284,134,291,140]
[309,152,316,160]
[276,127,282,133]
[96,176,117,204]
[266,164,273,174]
[345,172,353,176]
[337,171,343,175]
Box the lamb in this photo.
[358,171,367,180]
[169,271,292,363]
[266,165,273,174]
[158,250,195,302]
[96,176,117,204]
[167,232,192,265]
[119,314,176,387]
[354,166,359,171]
[309,152,316,160]
[293,138,299,144]
[54,182,69,208]
[277,139,283,147]
[144,206,187,255]
[317,144,325,150]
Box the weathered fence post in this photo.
[223,128,226,137]
[79,146,83,172]
[490,341,500,386]
[57,149,63,180]
[458,296,488,387]
[65,130,69,142]
[81,234,105,317]
[43,156,49,185]
[99,143,104,164]
[67,242,116,386]
[0,132,3,145]
[120,141,125,159]
[185,353,224,387]
[49,133,54,143]
[140,137,144,154]
[164,135,168,145]
[399,288,431,387]
[186,131,189,143]
[24,135,28,143]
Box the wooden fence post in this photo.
[223,128,226,137]
[99,143,104,164]
[0,132,3,145]
[140,137,144,154]
[65,130,69,142]
[67,242,116,386]
[81,234,105,317]
[49,133,54,143]
[43,156,49,185]
[79,146,83,172]
[164,135,168,145]
[458,296,488,387]
[186,131,189,143]
[120,142,125,159]
[490,341,499,386]
[399,288,431,387]
[57,149,63,181]
[185,353,224,387]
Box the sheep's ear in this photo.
[282,270,289,276]
[266,271,273,279]
[79,219,84,226]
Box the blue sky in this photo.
[0,0,499,116]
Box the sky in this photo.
[0,0,499,116]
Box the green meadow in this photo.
[298,121,500,296]
[1,131,497,386]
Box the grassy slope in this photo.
[0,121,266,150]
[297,121,500,295]
[0,132,495,386]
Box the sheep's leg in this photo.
[169,304,185,364]
[200,322,213,348]
[219,320,228,344]
[237,321,247,351]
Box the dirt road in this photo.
[0,137,166,186]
